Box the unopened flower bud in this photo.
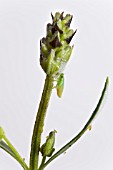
[40,12,76,77]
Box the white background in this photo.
[0,0,113,170]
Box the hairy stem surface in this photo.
[30,75,53,170]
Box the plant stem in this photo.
[0,140,17,159]
[29,75,53,170]
[38,156,46,170]
[3,136,29,170]
[41,77,108,169]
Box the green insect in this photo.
[40,130,56,157]
[56,73,64,98]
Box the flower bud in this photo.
[40,12,76,77]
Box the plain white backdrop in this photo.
[0,0,112,170]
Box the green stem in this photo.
[38,156,46,170]
[3,136,29,170]
[29,75,53,170]
[41,77,109,169]
[0,140,18,160]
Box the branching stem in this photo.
[3,136,29,170]
[40,77,108,170]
